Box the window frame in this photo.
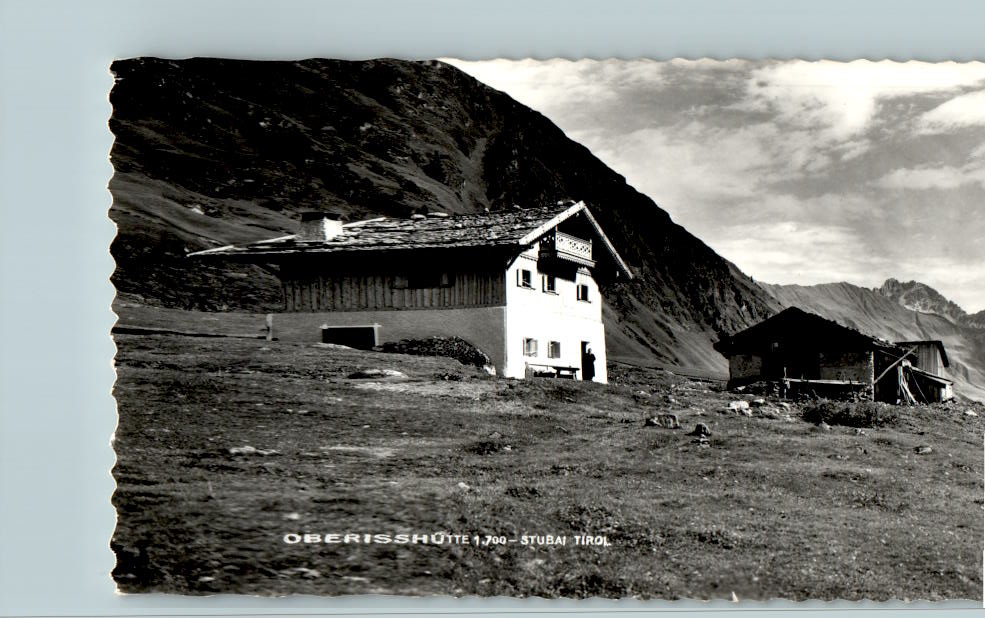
[576,283,590,302]
[548,340,561,359]
[517,268,533,289]
[542,274,557,294]
[523,337,538,356]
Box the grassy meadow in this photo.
[111,306,984,600]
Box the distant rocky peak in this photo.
[876,278,968,325]
[965,310,985,330]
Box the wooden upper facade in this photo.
[280,256,506,312]
[895,340,949,377]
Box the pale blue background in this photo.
[0,0,983,616]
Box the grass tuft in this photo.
[801,400,900,428]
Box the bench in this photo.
[527,363,580,380]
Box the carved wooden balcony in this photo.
[538,231,594,267]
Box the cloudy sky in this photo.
[444,59,985,313]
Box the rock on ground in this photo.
[645,413,680,429]
[228,445,279,456]
[347,368,406,379]
[689,422,711,437]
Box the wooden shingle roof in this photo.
[189,201,634,279]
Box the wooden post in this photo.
[265,313,274,341]
[873,346,918,386]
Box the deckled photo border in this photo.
[0,0,983,616]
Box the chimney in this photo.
[298,211,344,241]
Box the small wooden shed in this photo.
[714,307,953,403]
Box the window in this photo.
[523,338,538,356]
[577,284,590,302]
[548,341,561,358]
[517,269,533,288]
[542,274,557,293]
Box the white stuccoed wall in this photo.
[503,246,607,383]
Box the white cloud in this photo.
[440,58,666,113]
[919,88,985,132]
[834,139,871,162]
[742,61,985,140]
[708,220,874,285]
[573,121,782,209]
[874,164,985,190]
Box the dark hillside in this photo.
[109,57,781,371]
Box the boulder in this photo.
[645,413,680,429]
[347,368,406,379]
[816,421,831,432]
[757,407,781,419]
[688,422,712,437]
[914,445,933,455]
[228,445,279,456]
[728,400,750,413]
[750,398,766,407]
[658,413,680,428]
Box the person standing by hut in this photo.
[582,346,596,382]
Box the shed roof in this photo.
[713,307,902,357]
[188,201,633,279]
[895,340,950,367]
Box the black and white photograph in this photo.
[108,56,985,600]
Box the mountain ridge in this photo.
[877,278,985,329]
